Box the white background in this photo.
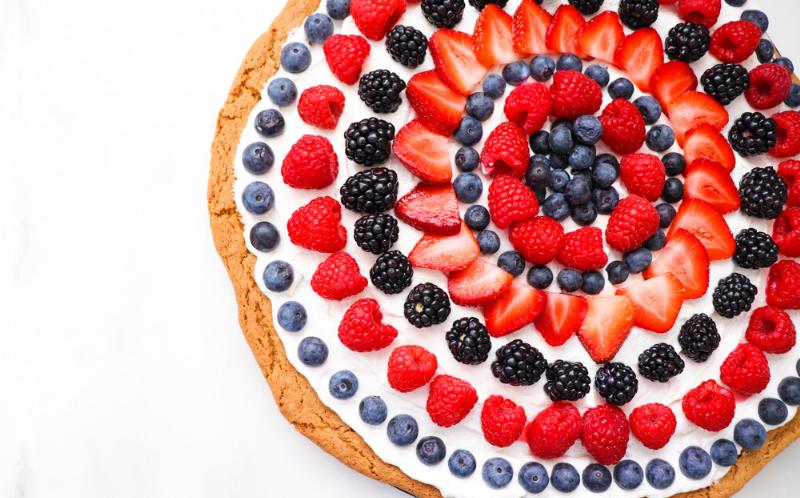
[0,0,799,497]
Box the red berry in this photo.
[409,224,480,273]
[629,403,677,450]
[605,195,660,253]
[297,85,345,129]
[778,160,800,207]
[481,122,529,177]
[577,11,624,63]
[720,343,771,395]
[773,207,800,257]
[556,227,608,271]
[578,295,635,363]
[406,71,467,136]
[472,5,516,67]
[512,0,552,56]
[767,260,800,310]
[281,135,339,189]
[509,216,565,265]
[311,252,367,300]
[709,20,763,63]
[770,111,800,158]
[525,402,582,459]
[448,258,513,307]
[426,375,478,428]
[350,0,406,40]
[487,174,539,229]
[746,306,797,355]
[682,379,735,431]
[338,298,398,352]
[677,0,721,28]
[546,5,584,55]
[581,405,630,465]
[323,34,371,85]
[550,70,602,120]
[504,83,551,134]
[429,29,488,96]
[746,64,793,110]
[481,395,527,448]
[387,345,438,393]
[620,153,667,202]
[600,99,646,155]
[613,28,664,93]
[287,196,347,252]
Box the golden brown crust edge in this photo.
[207,1,800,496]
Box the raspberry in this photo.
[525,402,582,459]
[777,160,800,207]
[773,207,800,257]
[581,405,630,465]
[682,379,735,431]
[287,196,347,252]
[600,99,647,155]
[350,0,407,41]
[767,260,800,310]
[281,135,339,189]
[746,306,797,354]
[550,70,603,120]
[677,0,721,29]
[770,111,800,158]
[311,252,367,300]
[605,195,660,252]
[556,227,608,271]
[629,403,677,450]
[504,83,552,134]
[426,375,478,428]
[709,20,762,63]
[323,34,371,84]
[297,85,345,129]
[720,343,770,395]
[480,395,527,448]
[509,216,565,265]
[387,345,438,393]
[481,122,529,177]
[338,298,398,352]
[487,175,539,229]
[620,153,667,202]
[745,64,793,110]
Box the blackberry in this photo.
[739,166,788,219]
[354,213,399,254]
[544,360,591,402]
[340,167,399,213]
[728,112,777,157]
[701,63,749,105]
[638,344,685,383]
[734,228,779,269]
[405,283,451,328]
[569,0,604,15]
[344,118,395,166]
[468,0,508,10]
[370,250,413,295]
[679,314,720,362]
[385,26,428,68]
[358,70,406,113]
[446,317,491,364]
[421,0,465,28]
[594,362,638,406]
[713,273,757,319]
[491,339,548,386]
[619,0,659,29]
[664,22,710,63]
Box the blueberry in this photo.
[580,63,608,88]
[734,418,767,450]
[662,152,685,176]
[267,78,298,107]
[797,358,800,376]
[582,464,612,492]
[483,74,507,99]
[656,203,677,228]
[551,463,580,492]
[549,169,571,192]
[326,0,350,19]
[679,446,712,480]
[242,181,274,214]
[571,203,598,226]
[528,265,553,290]
[359,396,388,425]
[609,78,634,100]
[503,61,530,85]
[565,176,592,205]
[624,248,653,274]
[254,109,285,138]
[453,172,483,203]
[741,9,769,32]
[595,153,620,173]
[550,153,569,170]
[304,13,334,44]
[466,92,494,121]
[532,184,547,204]
[614,460,643,490]
[786,84,800,108]
[776,57,796,75]
[592,188,619,216]
[448,449,477,477]
[387,414,419,446]
[558,269,584,292]
[644,230,667,251]
[243,142,274,175]
[552,118,574,133]
[543,193,570,221]
[662,177,684,203]
[758,398,788,425]
[526,155,552,188]
[645,459,675,490]
[264,260,293,292]
[557,53,583,72]
[530,55,556,82]
[478,230,501,254]
[778,376,800,405]
[710,439,738,467]
[250,221,280,252]
[725,0,747,5]
[607,261,630,285]
[519,462,549,493]
[757,38,774,63]
[581,271,605,295]
[647,125,676,152]
[280,42,312,73]
[574,115,603,145]
[549,125,574,155]
[454,116,483,146]
[298,337,328,366]
[530,130,551,154]
[569,144,596,171]
[634,96,662,125]
[416,436,446,465]
[591,163,617,189]
[498,251,525,277]
[329,370,358,399]
[483,458,514,489]
[455,147,480,172]
[277,301,307,332]
[465,205,490,230]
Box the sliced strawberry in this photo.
[394,120,453,184]
[534,293,588,347]
[409,223,480,272]
[512,0,552,56]
[614,28,663,93]
[578,295,635,364]
[473,4,516,67]
[616,274,685,333]
[649,61,698,111]
[644,229,710,300]
[684,159,740,214]
[407,70,467,136]
[667,199,735,261]
[683,124,735,173]
[395,182,461,235]
[448,258,513,307]
[577,11,624,62]
[546,5,584,55]
[430,29,488,96]
[666,91,729,146]
[484,282,546,337]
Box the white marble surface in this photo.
[0,0,799,497]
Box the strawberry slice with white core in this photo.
[649,61,698,112]
[512,0,552,56]
[406,70,466,136]
[666,91,729,146]
[578,295,635,364]
[534,293,588,347]
[395,182,461,235]
[684,159,740,214]
[394,120,453,184]
[614,28,664,93]
[577,11,624,63]
[667,199,735,261]
[546,5,585,55]
[683,123,735,173]
[409,223,480,272]
[484,282,546,338]
[644,229,710,300]
[473,5,517,67]
[616,274,686,333]
[448,258,513,307]
[429,29,488,96]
